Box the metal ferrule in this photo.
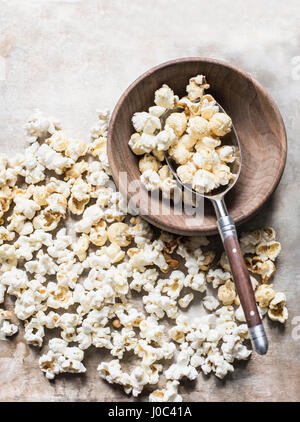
[217,215,237,241]
[212,198,237,241]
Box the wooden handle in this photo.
[223,235,261,328]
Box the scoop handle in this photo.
[212,198,268,355]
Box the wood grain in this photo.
[107,58,287,235]
[224,235,261,327]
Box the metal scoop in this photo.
[163,104,268,355]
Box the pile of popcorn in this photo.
[129,75,236,197]
[0,109,287,402]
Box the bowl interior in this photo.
[108,58,287,236]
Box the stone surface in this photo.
[0,0,299,402]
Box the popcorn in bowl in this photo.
[0,109,287,402]
[129,75,237,197]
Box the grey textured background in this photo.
[0,0,299,401]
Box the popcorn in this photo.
[68,178,91,215]
[149,380,182,402]
[0,110,287,402]
[47,283,74,310]
[154,84,176,109]
[64,160,88,181]
[256,241,281,261]
[187,116,210,140]
[24,318,45,347]
[140,169,161,191]
[247,257,276,283]
[203,295,220,311]
[39,338,86,379]
[89,221,108,246]
[199,94,219,120]
[90,109,109,140]
[47,228,73,263]
[0,185,13,218]
[165,345,198,381]
[201,352,235,379]
[0,226,15,245]
[25,250,58,276]
[192,169,219,193]
[72,234,90,262]
[65,139,88,162]
[107,222,132,247]
[168,142,192,165]
[156,126,177,151]
[139,153,161,174]
[36,144,74,175]
[1,268,28,296]
[186,75,209,102]
[208,113,232,136]
[33,210,61,232]
[128,133,145,155]
[0,320,19,337]
[98,359,159,397]
[217,145,236,163]
[59,313,82,342]
[217,280,236,306]
[149,105,166,117]
[176,161,197,184]
[165,112,187,137]
[7,213,33,235]
[268,292,288,323]
[139,317,164,344]
[143,292,178,320]
[135,339,175,366]
[261,227,276,242]
[45,193,67,216]
[184,273,206,292]
[255,284,276,308]
[13,194,41,219]
[178,293,194,309]
[207,268,231,288]
[46,130,70,152]
[130,268,158,293]
[14,289,45,320]
[235,305,246,322]
[160,177,181,201]
[86,161,109,186]
[96,242,125,265]
[219,252,230,271]
[160,270,185,299]
[24,109,61,143]
[75,204,104,233]
[0,244,17,271]
[132,112,161,134]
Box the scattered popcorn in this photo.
[255,284,276,308]
[268,292,288,323]
[0,320,18,337]
[178,293,194,309]
[24,109,61,144]
[0,111,286,403]
[203,295,220,311]
[149,380,182,402]
[218,280,236,306]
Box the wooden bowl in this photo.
[107,58,287,236]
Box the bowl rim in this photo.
[108,57,287,235]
